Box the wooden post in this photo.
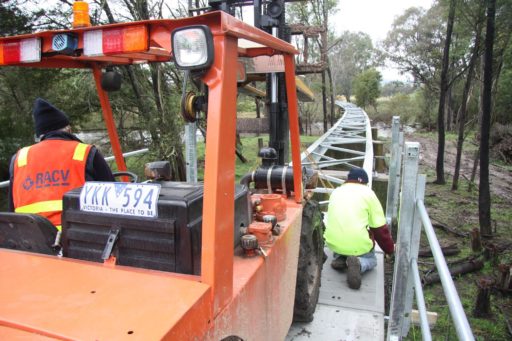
[371,127,378,140]
[484,243,498,265]
[373,141,386,173]
[498,264,512,291]
[473,277,494,318]
[471,228,482,252]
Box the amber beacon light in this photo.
[73,0,91,28]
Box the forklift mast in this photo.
[208,0,291,164]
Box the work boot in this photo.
[330,255,347,271]
[346,256,362,289]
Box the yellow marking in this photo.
[17,147,31,167]
[73,143,88,161]
[15,200,62,214]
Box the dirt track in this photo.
[410,133,512,202]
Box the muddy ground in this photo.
[412,133,512,202]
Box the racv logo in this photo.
[23,177,34,190]
[22,169,71,191]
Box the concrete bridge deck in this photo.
[287,248,385,341]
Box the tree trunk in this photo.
[418,243,460,257]
[479,0,495,237]
[321,70,327,133]
[452,22,482,190]
[435,0,456,185]
[422,259,484,285]
[344,90,351,103]
[446,87,452,131]
[327,64,335,126]
[468,147,479,191]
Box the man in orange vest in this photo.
[8,98,114,232]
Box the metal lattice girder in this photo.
[299,101,374,187]
[302,156,366,168]
[319,145,366,156]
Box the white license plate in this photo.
[79,182,161,218]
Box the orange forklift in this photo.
[0,5,324,341]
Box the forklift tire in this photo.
[293,199,325,322]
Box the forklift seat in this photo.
[0,212,58,255]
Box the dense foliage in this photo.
[353,68,382,110]
[0,0,189,181]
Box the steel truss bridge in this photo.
[288,103,474,341]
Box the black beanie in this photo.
[347,168,369,184]
[33,98,70,137]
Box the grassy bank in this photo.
[398,132,512,340]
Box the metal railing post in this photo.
[387,142,420,341]
[393,131,404,221]
[411,259,432,341]
[385,116,401,227]
[402,174,426,336]
[185,122,198,183]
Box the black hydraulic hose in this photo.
[240,172,253,188]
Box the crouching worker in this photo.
[324,168,394,289]
[8,98,114,236]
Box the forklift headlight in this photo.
[172,26,214,70]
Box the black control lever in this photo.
[101,228,120,261]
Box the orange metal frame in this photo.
[0,11,303,340]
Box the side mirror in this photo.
[101,70,122,92]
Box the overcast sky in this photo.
[333,0,434,81]
[334,0,434,41]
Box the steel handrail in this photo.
[0,148,149,189]
[417,199,475,341]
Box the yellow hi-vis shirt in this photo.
[324,182,387,256]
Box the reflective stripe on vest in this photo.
[73,143,88,161]
[17,146,31,167]
[15,199,62,214]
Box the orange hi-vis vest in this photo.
[12,139,92,231]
